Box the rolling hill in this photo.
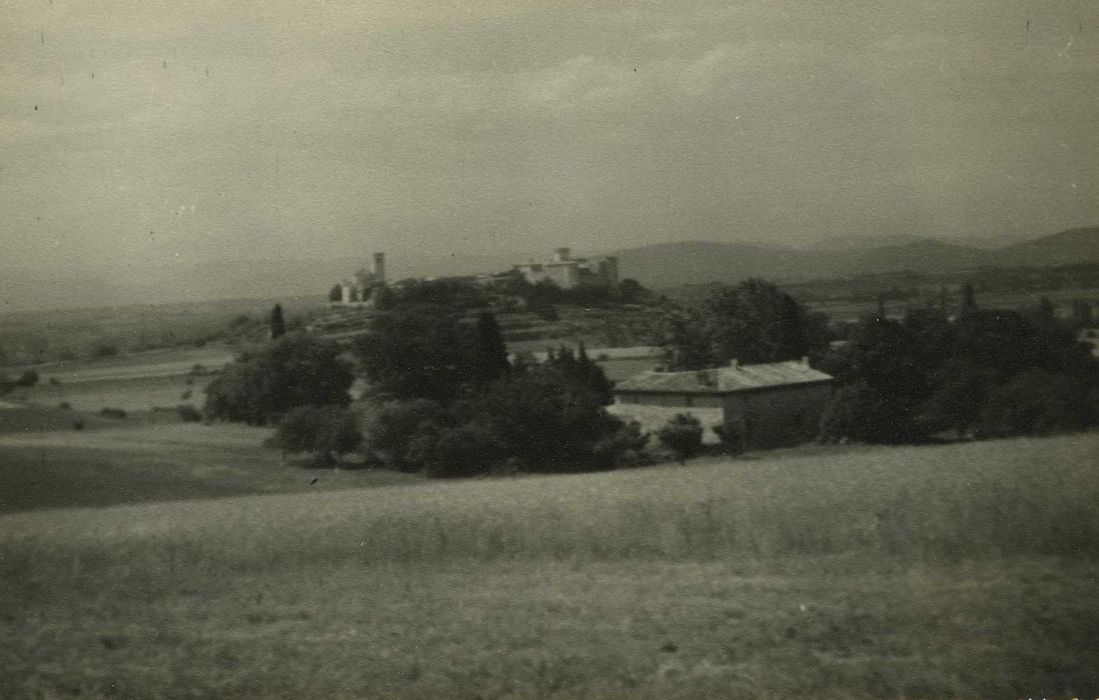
[613,227,1099,288]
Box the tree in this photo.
[976,370,1096,438]
[204,334,353,425]
[361,399,448,471]
[661,280,825,371]
[328,284,343,302]
[470,311,511,382]
[273,406,362,465]
[819,381,919,444]
[269,304,286,339]
[460,363,627,473]
[355,307,471,403]
[658,308,716,371]
[658,413,704,462]
[417,420,504,479]
[821,316,932,443]
[575,342,614,405]
[704,279,819,365]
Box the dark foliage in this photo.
[391,278,487,311]
[546,344,614,405]
[820,382,923,444]
[362,399,448,471]
[14,369,39,387]
[361,360,636,477]
[417,420,504,479]
[657,413,704,461]
[100,407,127,419]
[328,284,342,302]
[461,363,628,473]
[823,295,1099,443]
[661,279,827,370]
[355,308,472,404]
[177,404,203,423]
[470,312,511,383]
[204,334,353,425]
[272,405,362,465]
[269,304,286,340]
[976,371,1097,438]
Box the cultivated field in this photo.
[2,431,1098,697]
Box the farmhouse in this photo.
[611,359,834,449]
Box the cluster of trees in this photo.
[660,279,830,370]
[356,308,641,476]
[204,304,648,473]
[661,279,1099,444]
[204,334,353,426]
[820,292,1099,443]
[489,273,653,315]
[205,279,1097,468]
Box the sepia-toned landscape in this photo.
[3,1,1099,698]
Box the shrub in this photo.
[272,405,362,465]
[72,419,84,431]
[712,424,744,454]
[420,421,503,479]
[362,399,448,471]
[592,420,651,468]
[14,370,39,387]
[100,407,127,419]
[976,370,1096,438]
[658,413,704,462]
[58,401,71,410]
[177,404,203,423]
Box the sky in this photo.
[2,0,1098,306]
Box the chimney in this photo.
[729,358,739,370]
[801,356,810,367]
[372,252,386,283]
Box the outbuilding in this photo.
[610,359,834,449]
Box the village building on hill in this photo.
[331,252,387,307]
[514,248,619,290]
[610,359,834,449]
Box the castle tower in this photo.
[372,252,386,284]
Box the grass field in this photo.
[0,420,420,513]
[3,430,1098,697]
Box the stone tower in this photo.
[372,252,386,284]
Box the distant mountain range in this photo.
[1,227,1095,313]
[612,227,1099,288]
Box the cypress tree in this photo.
[471,311,510,381]
[270,303,286,339]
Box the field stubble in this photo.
[2,433,1099,697]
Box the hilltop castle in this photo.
[514,248,619,290]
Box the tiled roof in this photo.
[614,361,833,395]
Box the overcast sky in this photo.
[2,0,1097,284]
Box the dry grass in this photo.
[2,432,1099,697]
[0,421,420,513]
